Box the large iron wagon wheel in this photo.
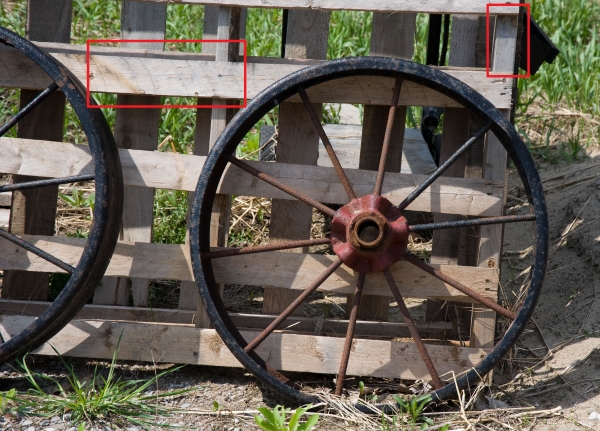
[0,27,123,360]
[190,57,548,405]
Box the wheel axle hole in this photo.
[357,219,381,244]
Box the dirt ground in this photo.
[5,155,600,430]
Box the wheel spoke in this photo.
[409,213,536,232]
[383,269,443,389]
[227,155,336,217]
[374,76,403,196]
[244,257,343,353]
[0,174,95,193]
[335,272,366,396]
[0,228,75,273]
[397,120,493,211]
[298,87,357,200]
[0,82,59,138]
[404,253,516,320]
[202,237,331,259]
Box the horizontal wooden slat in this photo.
[0,138,504,216]
[0,192,11,207]
[105,1,518,15]
[0,300,453,339]
[0,208,9,229]
[0,316,489,380]
[0,235,499,302]
[0,43,513,109]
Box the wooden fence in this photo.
[0,0,521,382]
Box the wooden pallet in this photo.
[0,0,521,382]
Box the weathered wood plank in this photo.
[264,9,330,316]
[0,208,9,229]
[472,13,521,349]
[0,44,513,109]
[0,316,489,380]
[0,138,504,217]
[94,1,167,308]
[0,235,499,303]
[317,126,437,174]
[100,0,518,15]
[349,10,416,321]
[0,192,11,207]
[0,300,453,340]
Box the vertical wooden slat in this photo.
[262,10,330,315]
[187,6,245,328]
[427,16,488,333]
[347,12,416,321]
[176,5,220,315]
[92,1,166,307]
[471,13,521,349]
[2,0,72,301]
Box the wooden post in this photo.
[262,10,330,316]
[176,6,222,316]
[471,12,521,349]
[2,0,72,301]
[182,6,245,328]
[92,1,166,307]
[347,12,416,321]
[426,16,488,335]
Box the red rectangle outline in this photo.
[85,39,247,109]
[486,4,530,78]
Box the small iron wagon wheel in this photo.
[190,57,548,405]
[0,27,123,360]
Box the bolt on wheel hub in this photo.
[331,194,409,273]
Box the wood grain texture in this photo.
[263,9,330,315]
[196,6,245,328]
[0,43,514,109]
[0,315,489,380]
[2,0,72,301]
[317,126,437,174]
[101,0,518,15]
[348,11,416,321]
[0,138,505,217]
[177,96,213,312]
[0,300,452,339]
[427,16,488,333]
[93,1,166,307]
[472,14,520,349]
[0,235,499,303]
[0,208,9,229]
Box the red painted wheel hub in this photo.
[331,195,409,273]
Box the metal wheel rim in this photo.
[0,26,123,361]
[190,56,548,405]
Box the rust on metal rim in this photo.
[332,194,409,273]
[227,156,336,217]
[374,75,403,196]
[335,272,366,396]
[404,253,517,320]
[383,269,443,389]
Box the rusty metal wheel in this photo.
[0,27,123,360]
[190,57,548,405]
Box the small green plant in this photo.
[358,381,378,402]
[59,187,95,210]
[0,335,190,428]
[392,394,434,429]
[254,404,319,431]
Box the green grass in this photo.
[1,341,189,429]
